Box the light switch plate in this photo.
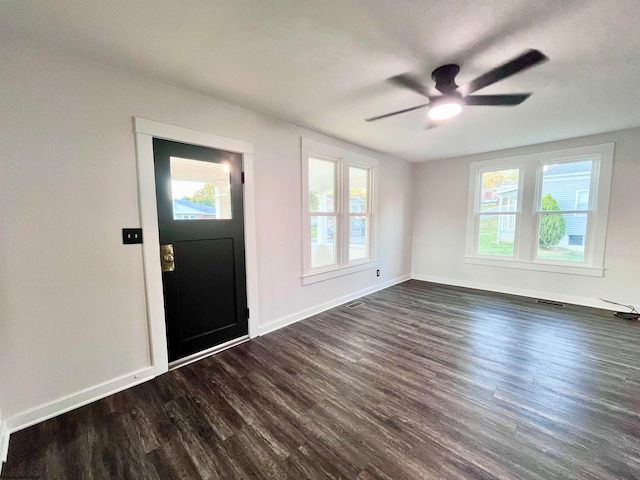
[122,228,143,244]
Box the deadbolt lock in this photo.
[160,244,175,272]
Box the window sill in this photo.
[464,256,604,277]
[302,260,378,285]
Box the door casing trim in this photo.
[133,117,260,376]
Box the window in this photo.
[301,138,378,284]
[575,190,589,211]
[568,235,584,246]
[536,160,592,262]
[477,168,521,257]
[466,143,614,276]
[170,156,231,220]
[308,156,337,269]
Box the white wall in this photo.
[412,128,640,309]
[0,392,7,464]
[0,40,413,425]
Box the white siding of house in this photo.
[541,173,591,239]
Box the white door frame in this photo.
[133,117,260,375]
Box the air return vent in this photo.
[345,301,365,309]
[535,299,565,307]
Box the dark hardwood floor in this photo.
[4,280,640,479]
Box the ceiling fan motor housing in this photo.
[431,64,460,93]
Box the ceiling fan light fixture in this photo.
[428,98,463,121]
[367,49,547,125]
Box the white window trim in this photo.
[465,143,614,276]
[301,138,378,285]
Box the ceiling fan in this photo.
[365,49,548,125]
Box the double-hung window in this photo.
[466,143,614,276]
[301,138,378,285]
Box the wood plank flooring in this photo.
[4,280,640,479]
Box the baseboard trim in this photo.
[410,273,619,311]
[258,274,411,336]
[6,366,156,435]
[0,411,9,467]
[3,275,412,454]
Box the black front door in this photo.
[153,138,247,362]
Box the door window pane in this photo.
[170,157,231,220]
[309,157,335,213]
[310,216,336,268]
[480,169,519,212]
[537,213,587,262]
[349,216,368,262]
[478,214,516,256]
[540,160,592,210]
[349,167,368,213]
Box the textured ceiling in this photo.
[2,0,640,161]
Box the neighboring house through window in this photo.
[465,143,614,276]
[172,199,217,220]
[301,138,378,285]
[575,190,589,211]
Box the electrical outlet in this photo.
[376,269,380,277]
[122,228,143,244]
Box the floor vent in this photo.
[345,301,365,309]
[536,299,565,307]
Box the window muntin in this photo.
[302,139,378,282]
[466,143,614,276]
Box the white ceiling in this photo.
[3,0,640,162]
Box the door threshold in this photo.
[169,335,250,371]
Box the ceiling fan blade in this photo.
[388,74,429,97]
[365,103,429,122]
[465,49,548,95]
[464,93,531,106]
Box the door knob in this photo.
[160,244,175,272]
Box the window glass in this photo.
[170,157,231,220]
[540,160,592,210]
[480,169,519,212]
[478,214,516,256]
[310,216,336,268]
[309,157,335,213]
[576,190,589,211]
[349,167,368,213]
[537,213,587,262]
[536,160,592,262]
[568,235,584,246]
[478,169,519,257]
[349,216,368,261]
